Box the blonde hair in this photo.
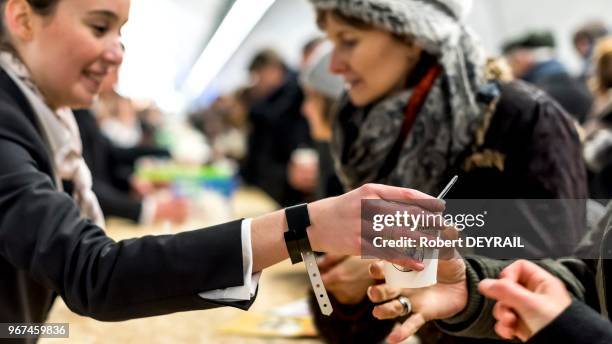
[591,36,612,94]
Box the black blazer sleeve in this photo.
[0,136,255,321]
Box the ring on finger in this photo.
[397,295,412,316]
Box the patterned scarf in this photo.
[331,56,492,195]
[0,52,106,228]
[331,70,486,195]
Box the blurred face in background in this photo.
[504,49,534,79]
[249,64,285,99]
[574,36,592,59]
[320,11,422,106]
[5,0,129,109]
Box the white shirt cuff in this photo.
[139,196,156,225]
[198,218,261,301]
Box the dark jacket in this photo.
[523,60,593,123]
[527,300,612,344]
[74,109,170,222]
[0,69,254,343]
[435,201,612,344]
[241,72,312,207]
[314,140,343,198]
[584,102,612,199]
[312,80,588,344]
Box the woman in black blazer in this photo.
[0,0,439,336]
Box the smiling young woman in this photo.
[3,0,127,109]
[0,0,442,336]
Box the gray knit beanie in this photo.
[300,42,345,100]
[310,0,487,111]
[310,0,476,54]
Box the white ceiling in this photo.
[116,0,612,115]
[117,0,232,113]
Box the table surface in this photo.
[41,188,323,344]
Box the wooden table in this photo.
[41,188,323,344]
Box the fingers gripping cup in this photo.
[383,248,439,288]
[383,176,457,288]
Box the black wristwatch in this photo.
[283,203,333,316]
[283,204,311,264]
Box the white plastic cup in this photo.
[383,248,439,289]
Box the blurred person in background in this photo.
[584,36,612,199]
[214,88,253,161]
[299,42,344,199]
[503,31,593,123]
[93,63,169,185]
[301,36,325,69]
[189,87,251,162]
[573,20,609,82]
[300,43,375,340]
[75,54,186,224]
[0,0,435,335]
[306,0,588,343]
[285,38,337,203]
[240,49,314,206]
[94,56,142,147]
[74,104,187,224]
[136,102,166,147]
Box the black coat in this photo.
[0,69,254,343]
[528,302,612,344]
[523,60,593,123]
[241,72,312,207]
[74,109,169,222]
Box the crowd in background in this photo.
[184,20,612,207]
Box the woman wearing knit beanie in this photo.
[307,0,588,343]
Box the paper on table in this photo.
[218,298,316,338]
